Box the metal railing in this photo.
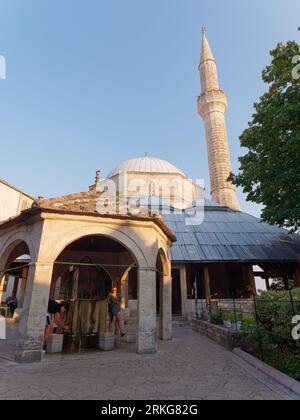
[195,292,300,366]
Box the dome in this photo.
[107,157,186,178]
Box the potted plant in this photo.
[223,312,243,330]
[223,312,234,328]
[230,312,243,331]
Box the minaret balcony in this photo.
[198,89,228,116]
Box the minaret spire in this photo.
[198,28,241,212]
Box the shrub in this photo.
[200,313,209,322]
[210,311,223,325]
[223,311,243,322]
[254,288,300,353]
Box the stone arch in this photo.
[44,224,149,270]
[0,237,31,274]
[78,255,114,285]
[156,248,171,278]
[0,237,32,313]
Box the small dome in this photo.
[107,157,186,178]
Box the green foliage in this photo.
[263,351,300,382]
[255,289,300,353]
[241,316,255,330]
[239,289,300,380]
[200,312,209,322]
[210,311,223,325]
[269,277,295,291]
[223,311,243,322]
[245,289,300,354]
[231,30,300,231]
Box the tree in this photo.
[269,278,295,292]
[231,30,300,231]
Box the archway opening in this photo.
[50,235,137,352]
[0,241,31,316]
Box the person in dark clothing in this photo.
[6,294,18,317]
[44,300,70,349]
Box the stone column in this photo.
[295,265,300,288]
[159,274,172,341]
[15,262,54,363]
[179,266,188,319]
[203,266,211,303]
[245,266,256,296]
[19,267,29,308]
[137,268,157,354]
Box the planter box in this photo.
[12,309,23,324]
[231,321,242,332]
[192,319,244,351]
[99,332,115,351]
[223,320,232,329]
[46,334,64,354]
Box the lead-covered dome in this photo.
[107,157,186,178]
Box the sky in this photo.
[0,0,299,217]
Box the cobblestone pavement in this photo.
[0,326,289,400]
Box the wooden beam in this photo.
[295,265,300,288]
[179,266,188,319]
[203,266,211,303]
[245,265,256,296]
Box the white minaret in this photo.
[198,27,241,212]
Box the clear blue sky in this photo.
[0,0,299,217]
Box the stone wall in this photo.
[192,319,244,351]
[187,299,254,319]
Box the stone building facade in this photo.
[0,179,35,222]
[0,29,300,363]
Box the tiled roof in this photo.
[163,206,300,263]
[39,193,300,263]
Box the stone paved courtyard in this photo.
[0,326,295,400]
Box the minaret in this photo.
[198,27,241,211]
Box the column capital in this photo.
[27,261,54,271]
[139,267,157,273]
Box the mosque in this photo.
[0,29,300,363]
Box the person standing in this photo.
[107,286,125,337]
